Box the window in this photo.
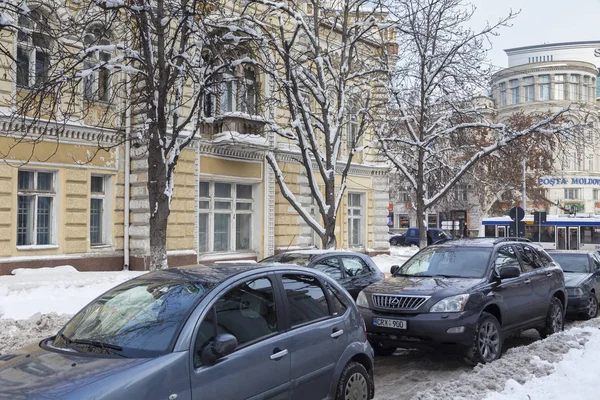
[524,77,534,102]
[427,214,438,229]
[241,69,257,115]
[341,256,370,277]
[499,82,507,106]
[17,10,52,88]
[17,170,55,246]
[510,79,519,104]
[83,27,111,102]
[396,214,409,229]
[346,114,358,148]
[282,274,329,327]
[347,193,364,247]
[515,245,538,272]
[90,176,109,246]
[539,75,550,101]
[219,71,236,113]
[580,227,600,245]
[494,245,519,271]
[570,75,580,101]
[198,181,255,253]
[455,185,468,202]
[554,75,565,100]
[193,277,277,367]
[564,188,579,200]
[325,283,348,316]
[594,189,600,200]
[583,76,590,102]
[313,257,343,280]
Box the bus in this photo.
[480,214,600,251]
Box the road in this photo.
[372,326,567,400]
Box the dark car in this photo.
[0,264,374,400]
[549,250,600,320]
[260,250,384,299]
[389,232,406,246]
[356,238,567,364]
[402,228,453,247]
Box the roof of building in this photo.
[505,40,600,53]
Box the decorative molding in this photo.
[197,142,267,161]
[274,150,390,177]
[266,164,275,256]
[493,64,598,81]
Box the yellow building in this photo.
[0,3,391,274]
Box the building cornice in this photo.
[492,62,598,82]
[197,141,267,161]
[274,150,390,176]
[505,41,600,54]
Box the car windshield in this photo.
[550,253,590,273]
[261,253,312,267]
[52,277,214,358]
[396,247,492,278]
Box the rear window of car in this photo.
[550,253,590,273]
[261,253,313,267]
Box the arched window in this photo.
[17,9,52,88]
[83,26,111,102]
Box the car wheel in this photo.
[370,341,396,356]
[390,238,398,246]
[335,361,373,400]
[466,312,503,365]
[581,292,598,320]
[538,297,564,339]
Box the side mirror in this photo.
[201,333,238,365]
[390,265,400,275]
[497,265,520,280]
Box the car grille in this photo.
[372,294,430,310]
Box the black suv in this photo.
[356,238,567,364]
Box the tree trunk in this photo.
[416,195,427,248]
[322,218,337,249]
[148,128,170,270]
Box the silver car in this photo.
[0,264,374,400]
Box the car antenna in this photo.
[285,234,297,253]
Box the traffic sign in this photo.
[509,206,525,221]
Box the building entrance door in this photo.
[569,227,579,250]
[497,226,507,237]
[556,227,567,250]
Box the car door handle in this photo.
[546,273,553,277]
[331,328,344,339]
[524,279,531,284]
[270,348,288,360]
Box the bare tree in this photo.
[378,0,582,247]
[3,0,248,270]
[236,0,393,248]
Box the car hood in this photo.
[0,341,150,399]
[564,272,591,288]
[364,275,483,297]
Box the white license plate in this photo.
[373,318,407,329]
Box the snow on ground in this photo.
[0,313,71,355]
[0,266,144,320]
[372,246,419,274]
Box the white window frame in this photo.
[539,75,550,101]
[83,28,112,103]
[347,192,365,248]
[523,77,534,102]
[554,74,565,100]
[219,71,237,114]
[499,82,507,106]
[570,75,580,101]
[346,113,358,148]
[90,175,111,247]
[594,189,600,201]
[240,68,257,115]
[510,79,519,104]
[564,188,580,200]
[583,76,590,102]
[198,181,255,254]
[16,170,57,249]
[16,10,52,89]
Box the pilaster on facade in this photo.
[128,144,151,270]
[372,175,391,253]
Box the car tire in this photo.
[370,341,396,356]
[538,296,564,339]
[335,361,373,400]
[465,312,503,365]
[581,292,598,320]
[390,238,398,246]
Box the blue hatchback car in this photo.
[0,264,374,400]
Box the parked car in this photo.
[548,250,600,320]
[389,232,406,246]
[260,250,384,299]
[0,264,374,400]
[402,228,454,247]
[356,238,567,364]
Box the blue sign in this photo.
[538,177,600,186]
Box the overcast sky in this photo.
[468,0,600,69]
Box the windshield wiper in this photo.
[432,274,460,278]
[70,339,126,357]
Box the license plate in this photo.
[373,318,407,329]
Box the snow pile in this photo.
[484,325,600,400]
[0,313,71,355]
[0,267,144,320]
[372,246,419,274]
[212,131,268,147]
[413,318,600,400]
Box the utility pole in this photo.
[522,158,527,213]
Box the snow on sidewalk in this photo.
[0,266,144,320]
[372,246,419,274]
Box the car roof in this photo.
[431,237,534,248]
[139,263,306,284]
[273,250,364,257]
[547,250,595,255]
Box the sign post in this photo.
[534,211,547,243]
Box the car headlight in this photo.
[356,291,369,308]
[566,288,584,296]
[430,294,470,313]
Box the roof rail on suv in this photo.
[493,237,531,244]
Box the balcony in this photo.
[200,113,268,149]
